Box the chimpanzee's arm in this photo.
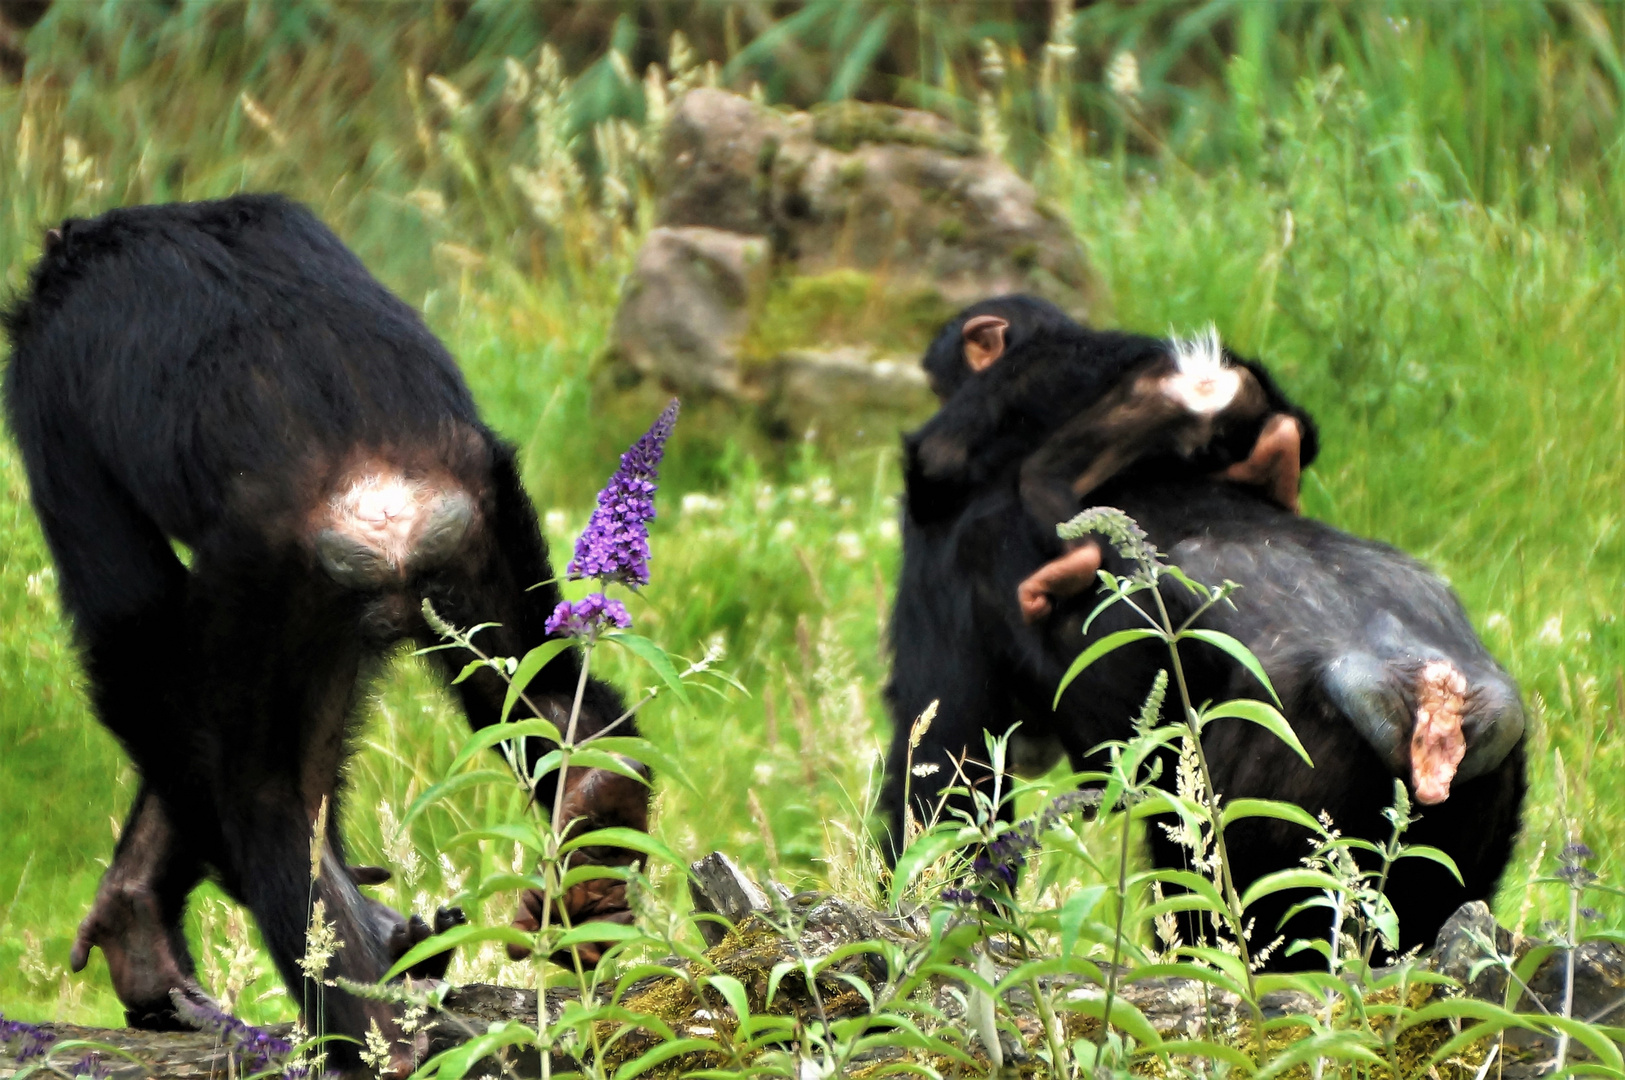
[903,355,1058,523]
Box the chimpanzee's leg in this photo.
[881,518,1008,859]
[183,558,420,1076]
[12,439,220,1026]
[70,786,211,1029]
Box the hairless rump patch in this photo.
[1410,660,1469,805]
[312,467,474,588]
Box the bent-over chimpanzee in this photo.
[907,296,1316,623]
[2,195,646,1072]
[885,302,1526,963]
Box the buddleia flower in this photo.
[544,592,632,638]
[1057,505,1162,577]
[567,399,679,589]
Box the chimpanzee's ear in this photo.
[961,315,1009,372]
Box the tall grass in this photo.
[0,0,1621,1031]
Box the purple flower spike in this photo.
[568,400,679,588]
[545,593,632,638]
[0,1011,57,1062]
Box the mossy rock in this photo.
[811,100,980,157]
[739,268,956,366]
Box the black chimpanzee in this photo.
[884,298,1526,963]
[2,195,646,1072]
[906,296,1316,624]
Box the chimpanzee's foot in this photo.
[352,867,468,980]
[507,762,650,966]
[1221,414,1302,513]
[1017,542,1103,624]
[71,881,212,1031]
[509,885,635,968]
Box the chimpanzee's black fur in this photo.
[885,300,1525,964]
[906,295,1319,532]
[2,195,630,1060]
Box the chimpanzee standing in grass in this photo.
[3,195,647,1073]
[884,298,1526,962]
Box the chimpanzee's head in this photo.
[920,294,1079,400]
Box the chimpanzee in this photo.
[885,303,1526,963]
[906,296,1316,623]
[2,195,646,1072]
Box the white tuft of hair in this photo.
[1168,322,1227,375]
[1163,323,1240,417]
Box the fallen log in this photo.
[4,854,1621,1080]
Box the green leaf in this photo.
[1156,1040,1258,1074]
[381,923,535,982]
[765,959,800,1008]
[1142,868,1230,913]
[826,10,892,101]
[1128,962,1247,999]
[553,921,645,948]
[1055,990,1163,1050]
[612,1037,721,1080]
[1180,629,1282,706]
[402,769,514,826]
[1220,797,1324,832]
[887,828,972,909]
[449,659,486,685]
[702,974,752,1025]
[600,632,691,707]
[559,863,632,892]
[558,826,687,870]
[412,1020,537,1080]
[552,748,652,786]
[1395,843,1463,883]
[501,640,573,723]
[447,718,564,775]
[1202,698,1310,765]
[1054,628,1164,707]
[1058,884,1107,957]
[1239,868,1346,911]
[447,822,549,853]
[1254,1031,1387,1080]
[578,735,697,793]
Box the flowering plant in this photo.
[544,398,678,639]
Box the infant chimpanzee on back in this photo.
[905,296,1318,620]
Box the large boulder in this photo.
[613,226,770,396]
[613,90,1097,432]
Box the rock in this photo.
[660,89,787,236]
[1430,899,1513,1002]
[758,346,929,428]
[613,226,770,396]
[689,850,774,946]
[614,90,1096,431]
[765,106,1089,307]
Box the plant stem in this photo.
[1554,877,1579,1072]
[1098,779,1134,1048]
[1149,586,1266,1042]
[537,636,595,1080]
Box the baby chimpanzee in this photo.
[906,296,1318,621]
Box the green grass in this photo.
[1,1,1622,1032]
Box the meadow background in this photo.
[0,0,1621,1026]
